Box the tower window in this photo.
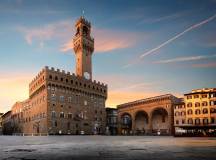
[83,26,88,35]
[203,108,208,114]
[60,112,64,118]
[76,27,80,36]
[194,95,199,98]
[68,113,73,119]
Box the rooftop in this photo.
[117,94,178,108]
[184,88,216,95]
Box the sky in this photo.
[0,0,216,113]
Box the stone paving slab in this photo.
[0,136,216,160]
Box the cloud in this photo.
[140,12,183,24]
[200,31,216,48]
[192,62,216,68]
[17,20,74,48]
[18,19,144,53]
[61,28,143,53]
[154,54,216,64]
[60,39,74,52]
[123,13,216,68]
[140,13,216,58]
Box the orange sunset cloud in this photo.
[0,73,33,113]
[61,28,143,53]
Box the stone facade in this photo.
[8,17,108,135]
[73,17,94,80]
[117,94,180,135]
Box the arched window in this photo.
[181,111,185,116]
[68,113,73,119]
[51,111,56,118]
[187,103,192,107]
[195,102,200,107]
[49,75,52,79]
[203,108,208,114]
[76,27,80,36]
[187,109,193,115]
[182,119,185,124]
[195,118,200,124]
[122,114,132,126]
[203,118,208,124]
[188,118,193,124]
[202,101,208,106]
[60,112,64,118]
[175,112,179,116]
[55,76,58,80]
[195,109,201,115]
[210,108,216,113]
[83,26,89,35]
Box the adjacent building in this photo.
[117,94,181,135]
[6,17,107,135]
[106,108,118,135]
[174,88,216,136]
[2,111,12,135]
[0,113,3,134]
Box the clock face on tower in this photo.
[84,72,90,80]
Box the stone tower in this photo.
[73,17,94,80]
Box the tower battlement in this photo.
[43,66,107,87]
[29,66,107,98]
[75,16,91,27]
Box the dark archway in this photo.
[134,111,149,135]
[120,113,132,135]
[151,108,169,135]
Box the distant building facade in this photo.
[0,113,3,134]
[106,108,118,135]
[7,17,107,135]
[174,88,216,136]
[2,111,12,135]
[117,94,180,135]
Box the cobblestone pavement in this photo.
[0,136,216,160]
